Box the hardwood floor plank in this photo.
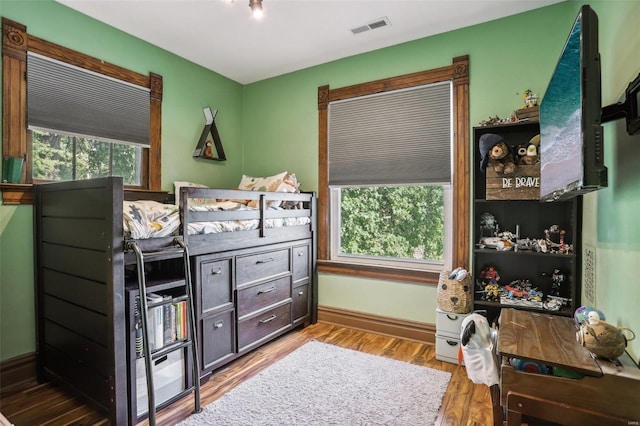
[0,322,495,426]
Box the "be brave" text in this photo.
[502,176,540,188]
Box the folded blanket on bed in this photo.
[123,200,180,239]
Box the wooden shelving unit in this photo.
[472,122,582,323]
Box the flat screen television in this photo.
[539,5,608,202]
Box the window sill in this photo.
[1,183,32,205]
[1,182,170,205]
[317,259,439,286]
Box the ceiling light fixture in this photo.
[249,0,264,19]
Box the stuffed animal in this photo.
[479,133,516,174]
[489,141,516,174]
[517,134,540,165]
[458,313,500,386]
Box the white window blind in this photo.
[27,52,150,147]
[328,82,452,186]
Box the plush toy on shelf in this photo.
[479,133,517,175]
[517,134,540,165]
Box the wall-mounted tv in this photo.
[539,5,608,202]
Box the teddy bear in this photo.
[479,133,516,174]
[517,134,540,165]
[489,141,516,174]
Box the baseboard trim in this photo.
[0,352,37,398]
[318,305,436,345]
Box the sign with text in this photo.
[486,164,540,200]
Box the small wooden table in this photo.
[497,308,640,425]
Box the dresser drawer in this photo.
[238,303,291,351]
[237,276,290,319]
[236,248,290,286]
[201,309,236,372]
[435,335,463,365]
[292,283,309,323]
[292,243,310,283]
[436,308,469,339]
[199,258,233,314]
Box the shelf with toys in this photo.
[472,122,581,324]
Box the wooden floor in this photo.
[0,322,494,425]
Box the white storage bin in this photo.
[435,308,469,339]
[435,335,463,365]
[136,348,186,416]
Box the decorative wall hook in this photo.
[193,107,226,161]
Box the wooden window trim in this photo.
[317,56,470,285]
[1,18,162,205]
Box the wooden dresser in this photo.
[497,308,640,425]
[193,239,313,377]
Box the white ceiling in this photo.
[55,0,564,84]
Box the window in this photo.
[1,18,163,204]
[331,185,451,269]
[317,56,470,285]
[32,130,142,185]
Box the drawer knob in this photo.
[257,286,276,295]
[446,340,458,346]
[259,314,277,324]
[297,251,304,256]
[211,268,223,275]
[446,314,458,321]
[298,290,304,296]
[214,320,224,329]
[256,257,274,264]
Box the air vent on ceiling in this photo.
[350,17,391,35]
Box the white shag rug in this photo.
[178,340,451,425]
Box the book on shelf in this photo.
[146,293,163,351]
[169,303,176,342]
[163,303,172,346]
[136,292,188,353]
[173,301,184,341]
[181,301,188,339]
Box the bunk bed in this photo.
[33,176,317,425]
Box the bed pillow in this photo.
[173,181,208,206]
[238,172,300,208]
[238,171,289,192]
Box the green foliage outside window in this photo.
[32,130,141,185]
[339,186,444,262]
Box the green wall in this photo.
[1,0,639,364]
[587,0,640,362]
